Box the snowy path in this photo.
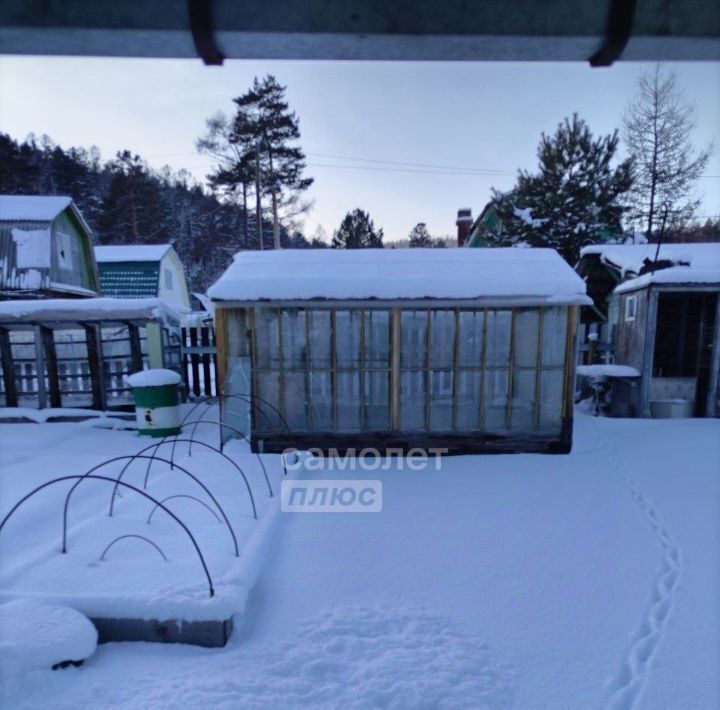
[1,414,719,709]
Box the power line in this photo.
[306,152,515,175]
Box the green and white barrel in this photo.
[126,369,182,437]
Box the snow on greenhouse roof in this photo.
[0,195,72,222]
[209,248,591,305]
[0,297,181,325]
[580,243,720,293]
[94,244,173,263]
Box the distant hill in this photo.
[0,133,319,293]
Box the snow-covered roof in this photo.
[0,297,181,325]
[0,195,72,222]
[94,244,173,263]
[209,248,591,306]
[0,195,93,237]
[580,243,720,294]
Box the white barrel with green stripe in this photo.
[126,369,182,437]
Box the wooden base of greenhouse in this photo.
[91,616,234,648]
[253,417,574,456]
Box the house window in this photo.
[624,295,637,322]
[163,268,173,290]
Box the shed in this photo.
[208,248,589,454]
[0,195,99,299]
[94,244,191,311]
[578,243,720,418]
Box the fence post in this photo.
[33,324,48,409]
[127,322,143,374]
[40,326,62,408]
[201,326,212,395]
[0,327,18,407]
[85,323,107,411]
[189,326,200,397]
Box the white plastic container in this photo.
[650,399,694,419]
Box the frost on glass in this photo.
[281,309,306,368]
[364,310,390,368]
[364,371,390,430]
[283,372,307,430]
[309,310,332,368]
[256,371,281,430]
[429,369,453,431]
[309,371,332,430]
[401,311,428,368]
[513,310,539,368]
[335,310,361,370]
[400,370,426,431]
[430,310,454,369]
[254,308,279,369]
[485,311,511,366]
[337,371,360,431]
[484,369,508,430]
[539,370,564,432]
[542,307,567,367]
[456,370,481,430]
[458,311,484,366]
[511,369,536,430]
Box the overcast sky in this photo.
[1,57,718,242]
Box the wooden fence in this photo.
[0,322,181,410]
[181,325,218,398]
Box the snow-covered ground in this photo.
[1,413,719,709]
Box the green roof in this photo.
[98,261,160,298]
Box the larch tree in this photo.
[623,65,713,241]
[488,114,633,263]
[331,209,384,249]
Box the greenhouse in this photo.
[208,248,590,454]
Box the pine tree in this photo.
[233,75,313,249]
[489,114,633,263]
[623,65,713,240]
[408,222,434,247]
[331,209,384,249]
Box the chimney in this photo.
[456,208,473,247]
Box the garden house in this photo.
[578,243,720,418]
[209,248,589,454]
[0,195,99,299]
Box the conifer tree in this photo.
[331,209,384,249]
[408,222,434,247]
[488,114,633,263]
[233,75,313,249]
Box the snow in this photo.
[0,414,718,708]
[125,369,182,388]
[576,364,641,378]
[0,195,72,222]
[0,297,181,325]
[0,600,97,675]
[0,412,290,624]
[615,267,720,294]
[94,245,172,263]
[11,228,51,268]
[580,243,720,278]
[0,408,134,425]
[209,248,591,306]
